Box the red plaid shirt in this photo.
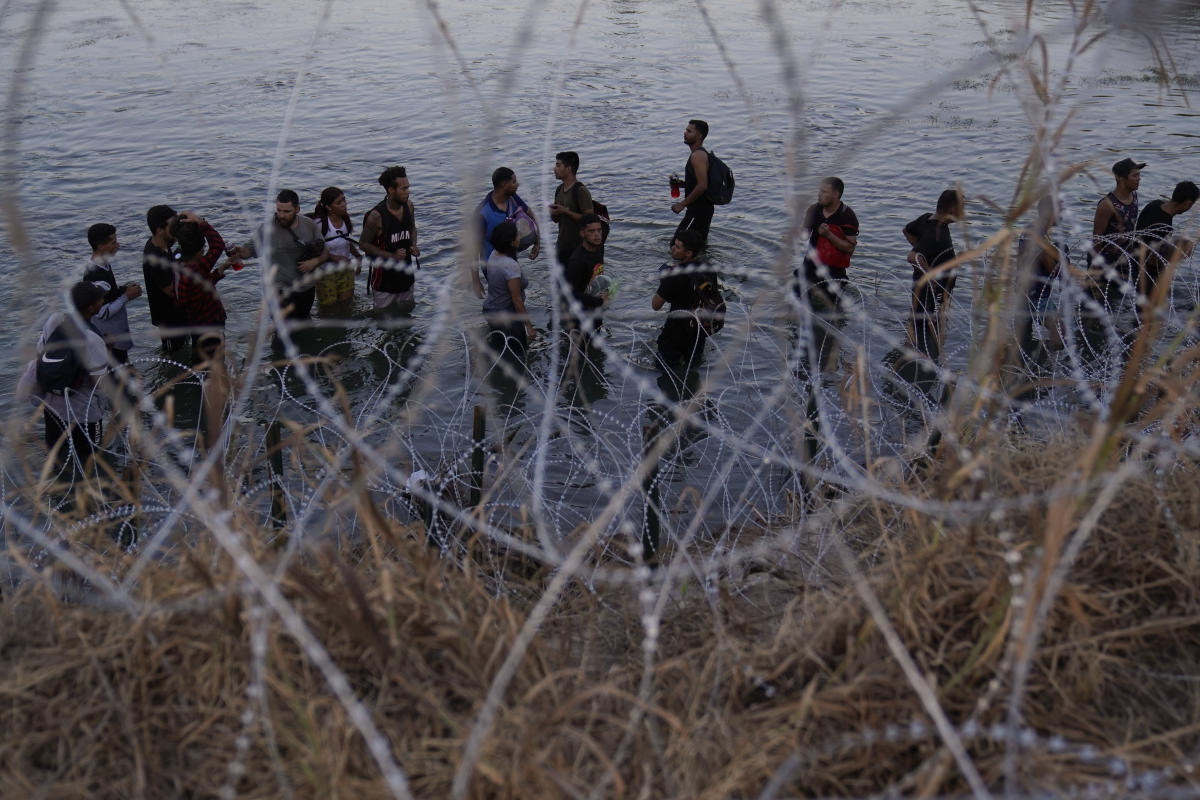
[176,221,228,327]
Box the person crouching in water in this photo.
[652,230,716,376]
[480,220,535,359]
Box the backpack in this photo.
[705,150,735,205]
[572,183,611,243]
[693,275,727,335]
[36,322,85,394]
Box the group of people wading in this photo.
[16,118,1199,484]
[18,119,738,479]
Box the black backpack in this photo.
[36,322,86,393]
[693,275,727,335]
[705,150,735,205]
[572,183,611,243]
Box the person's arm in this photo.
[507,276,536,340]
[1093,198,1117,239]
[358,209,396,260]
[408,201,419,258]
[471,263,485,299]
[550,185,594,225]
[297,226,331,275]
[903,218,924,266]
[671,150,709,214]
[196,221,229,283]
[652,293,667,311]
[819,224,857,255]
[94,282,140,321]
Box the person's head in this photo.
[1172,180,1199,209]
[71,280,105,317]
[1112,157,1145,191]
[936,188,963,218]
[554,151,580,180]
[490,220,520,259]
[316,186,344,216]
[87,222,118,257]
[491,167,517,195]
[685,119,709,146]
[670,229,703,262]
[378,166,410,205]
[147,205,176,239]
[818,177,844,208]
[578,213,603,248]
[172,220,205,262]
[275,189,301,227]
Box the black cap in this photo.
[1112,157,1146,177]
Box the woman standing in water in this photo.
[310,187,361,312]
[480,220,536,358]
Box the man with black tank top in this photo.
[359,165,419,314]
[1091,157,1143,307]
[670,119,715,246]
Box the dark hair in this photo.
[172,220,205,261]
[936,188,962,214]
[556,151,580,174]
[312,186,352,236]
[673,229,703,258]
[71,280,105,313]
[823,177,845,197]
[490,221,519,259]
[378,166,407,190]
[688,119,709,140]
[87,223,116,251]
[147,205,176,234]
[578,213,601,230]
[1172,181,1200,204]
[491,167,515,189]
[276,189,300,207]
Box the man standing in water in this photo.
[1091,157,1144,307]
[360,165,420,314]
[795,178,858,369]
[670,119,714,246]
[1136,179,1198,298]
[84,223,142,364]
[229,190,329,321]
[143,205,189,353]
[548,151,594,268]
[904,188,964,363]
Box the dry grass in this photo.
[3,432,1200,799]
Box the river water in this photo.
[2,0,1199,537]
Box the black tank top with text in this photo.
[369,199,416,293]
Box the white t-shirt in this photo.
[322,218,354,261]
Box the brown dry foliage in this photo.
[3,435,1200,799]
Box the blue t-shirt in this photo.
[482,252,527,314]
[478,192,537,260]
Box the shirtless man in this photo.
[1092,157,1144,308]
